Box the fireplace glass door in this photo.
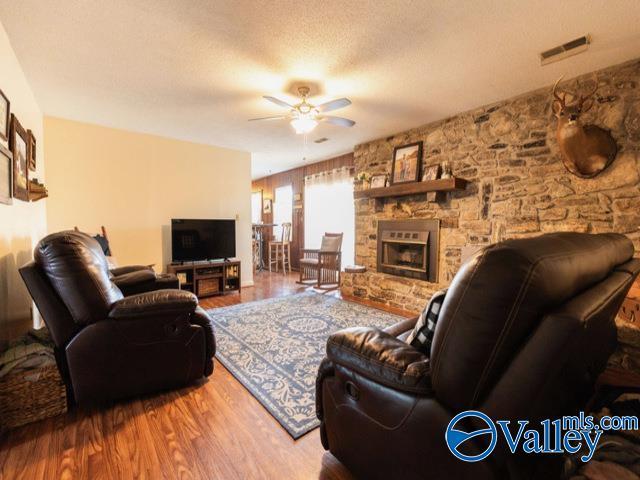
[382,240,427,272]
[379,230,430,279]
[377,219,439,282]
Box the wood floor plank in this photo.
[0,272,402,479]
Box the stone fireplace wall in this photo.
[343,58,640,315]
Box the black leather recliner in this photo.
[19,231,215,404]
[317,232,640,480]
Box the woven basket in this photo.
[0,364,67,430]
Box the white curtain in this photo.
[251,191,262,224]
[304,167,355,268]
[273,185,293,240]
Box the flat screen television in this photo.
[171,219,236,263]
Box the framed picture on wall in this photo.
[0,89,9,143]
[0,143,12,205]
[391,141,422,185]
[263,198,272,214]
[10,114,29,201]
[27,129,36,171]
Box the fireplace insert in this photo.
[377,219,439,281]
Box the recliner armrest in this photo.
[111,269,156,288]
[327,327,432,395]
[109,289,198,319]
[383,317,418,338]
[110,265,154,277]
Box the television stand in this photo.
[167,260,241,298]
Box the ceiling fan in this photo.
[249,86,355,134]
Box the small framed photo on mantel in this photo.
[391,141,422,185]
[422,164,441,182]
[370,174,387,189]
[422,164,441,202]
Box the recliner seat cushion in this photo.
[34,231,124,325]
[430,232,634,411]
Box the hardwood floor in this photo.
[0,271,368,480]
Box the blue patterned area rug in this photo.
[207,292,406,438]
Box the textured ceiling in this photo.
[1,1,639,179]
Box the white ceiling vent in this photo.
[540,35,590,66]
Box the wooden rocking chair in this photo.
[298,232,343,291]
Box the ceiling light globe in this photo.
[291,117,318,134]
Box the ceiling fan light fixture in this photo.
[290,115,318,134]
[252,87,353,134]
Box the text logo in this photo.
[446,410,639,463]
[445,410,497,462]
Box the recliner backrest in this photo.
[429,232,634,411]
[481,260,639,422]
[19,261,80,348]
[34,231,124,325]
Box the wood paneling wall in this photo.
[252,153,354,270]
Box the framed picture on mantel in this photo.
[370,174,387,189]
[391,141,422,185]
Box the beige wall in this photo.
[0,21,46,341]
[44,117,253,286]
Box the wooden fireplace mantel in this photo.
[353,177,468,200]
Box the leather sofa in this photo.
[20,230,215,404]
[316,232,640,480]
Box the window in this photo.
[251,191,262,224]
[273,185,293,241]
[304,167,355,268]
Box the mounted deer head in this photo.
[552,77,617,178]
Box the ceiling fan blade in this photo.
[319,115,355,127]
[263,96,295,109]
[316,98,351,113]
[248,115,288,122]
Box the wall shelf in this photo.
[28,179,48,202]
[353,177,468,200]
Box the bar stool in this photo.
[268,222,292,274]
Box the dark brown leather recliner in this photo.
[73,227,180,295]
[317,232,640,480]
[109,264,180,296]
[19,231,215,404]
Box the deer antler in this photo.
[577,79,598,112]
[552,76,566,108]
